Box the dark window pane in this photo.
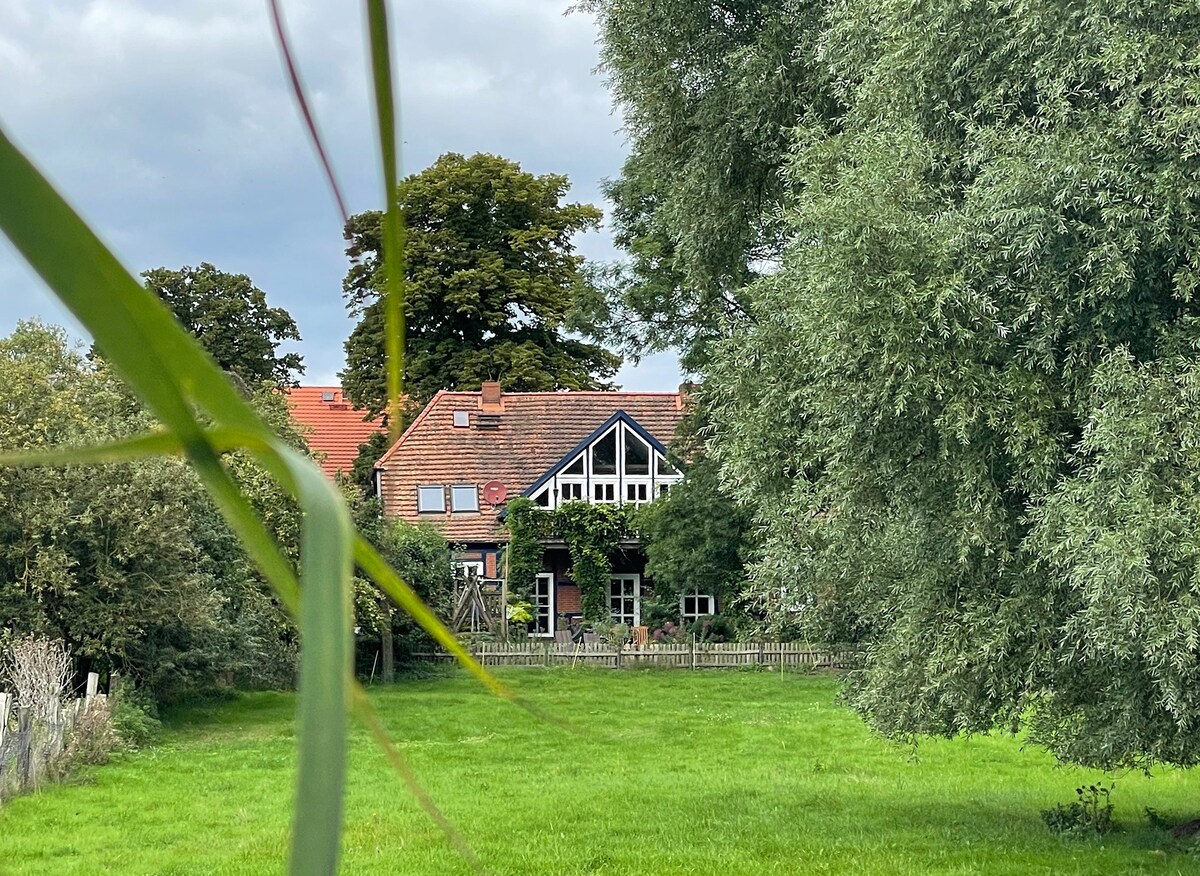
[624,430,649,475]
[592,429,617,475]
[564,455,584,476]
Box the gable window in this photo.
[591,429,617,475]
[417,485,445,513]
[533,486,550,507]
[624,430,650,475]
[657,454,680,476]
[681,591,715,623]
[563,454,585,476]
[451,484,478,512]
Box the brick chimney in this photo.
[480,381,502,412]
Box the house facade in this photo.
[375,382,698,635]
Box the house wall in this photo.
[542,547,650,629]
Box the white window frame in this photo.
[681,591,716,623]
[608,574,641,627]
[450,484,479,512]
[531,572,555,637]
[454,560,484,583]
[417,485,445,513]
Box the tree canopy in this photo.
[340,152,620,416]
[0,321,302,702]
[577,0,839,368]
[142,263,304,387]
[598,0,1200,769]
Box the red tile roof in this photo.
[286,386,384,479]
[377,389,688,542]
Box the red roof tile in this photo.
[377,389,687,542]
[286,386,384,480]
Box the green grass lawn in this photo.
[2,669,1199,875]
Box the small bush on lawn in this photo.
[1041,783,1115,837]
[110,679,162,749]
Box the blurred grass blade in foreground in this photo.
[0,124,352,876]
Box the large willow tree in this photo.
[598,0,1200,769]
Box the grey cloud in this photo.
[0,0,679,390]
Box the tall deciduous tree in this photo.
[340,152,620,416]
[577,0,839,368]
[142,263,304,387]
[703,0,1200,769]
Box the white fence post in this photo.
[85,672,100,702]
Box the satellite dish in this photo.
[482,481,508,505]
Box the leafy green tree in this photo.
[703,0,1200,769]
[637,456,750,620]
[577,0,839,367]
[0,321,300,702]
[352,502,453,681]
[142,263,304,387]
[341,152,620,415]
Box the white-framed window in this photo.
[593,482,617,503]
[532,572,554,637]
[451,484,478,512]
[452,410,470,428]
[626,482,649,504]
[454,560,484,583]
[624,429,650,475]
[609,574,641,626]
[591,428,618,475]
[560,482,584,502]
[681,591,715,623]
[532,486,551,507]
[417,485,445,513]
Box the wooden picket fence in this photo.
[415,641,854,670]
[0,673,105,803]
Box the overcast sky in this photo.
[0,0,681,390]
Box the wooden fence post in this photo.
[15,707,31,791]
[0,692,10,749]
[690,635,696,671]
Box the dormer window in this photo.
[417,485,445,513]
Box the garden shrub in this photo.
[1041,784,1116,837]
[109,677,163,749]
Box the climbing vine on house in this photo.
[502,498,549,601]
[503,499,635,623]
